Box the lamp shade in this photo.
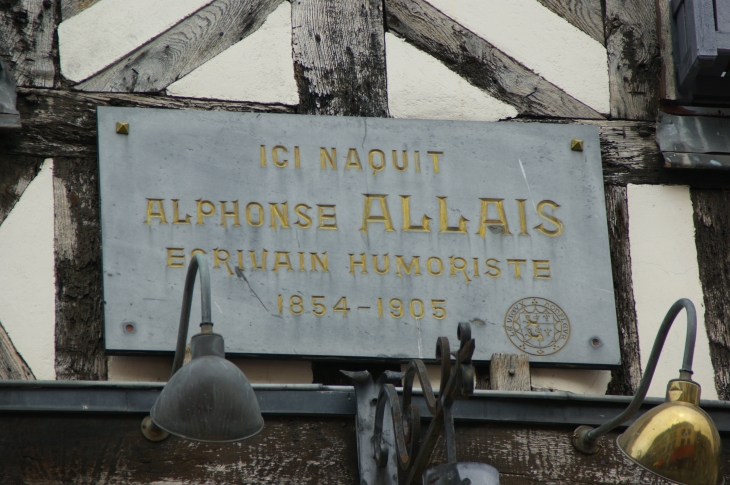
[617,380,722,485]
[150,333,264,442]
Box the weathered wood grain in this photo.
[292,0,388,116]
[0,0,55,88]
[604,0,661,120]
[0,321,35,380]
[385,0,603,120]
[536,0,604,44]
[60,0,100,21]
[2,414,729,484]
[76,0,282,92]
[53,157,107,380]
[489,353,529,391]
[0,154,44,227]
[604,185,641,396]
[691,190,730,400]
[656,0,680,101]
[0,414,358,484]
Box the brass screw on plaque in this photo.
[570,139,584,151]
[116,122,129,135]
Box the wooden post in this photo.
[489,353,530,391]
[0,0,55,87]
[0,321,35,380]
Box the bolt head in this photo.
[571,139,584,151]
[116,122,129,135]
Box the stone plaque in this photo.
[98,107,619,365]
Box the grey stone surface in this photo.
[98,107,618,365]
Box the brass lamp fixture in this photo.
[140,253,264,442]
[572,299,722,485]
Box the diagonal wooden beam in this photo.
[75,0,283,93]
[0,320,35,380]
[385,0,603,120]
[61,0,101,21]
[536,0,604,45]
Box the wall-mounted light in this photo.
[346,322,500,485]
[572,299,722,485]
[140,254,263,442]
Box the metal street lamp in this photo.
[572,298,722,485]
[140,253,263,443]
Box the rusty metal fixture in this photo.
[348,322,499,485]
[572,299,722,485]
[140,253,263,443]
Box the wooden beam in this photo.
[0,155,44,227]
[0,0,55,88]
[604,185,641,396]
[60,0,101,21]
[2,413,729,484]
[75,0,283,92]
[535,0,604,44]
[385,0,603,120]
[0,321,35,380]
[291,0,388,116]
[489,353,530,391]
[53,157,107,380]
[604,0,661,120]
[691,189,730,400]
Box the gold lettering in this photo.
[320,147,336,169]
[449,256,471,283]
[249,249,268,270]
[214,249,233,276]
[260,145,266,167]
[273,251,293,273]
[245,202,264,227]
[298,252,305,271]
[166,248,185,267]
[395,255,421,278]
[272,145,288,167]
[294,146,301,168]
[485,258,501,278]
[310,252,329,272]
[517,199,529,236]
[345,148,363,170]
[373,254,390,274]
[427,257,443,276]
[534,200,564,236]
[507,259,527,279]
[237,250,244,270]
[476,198,511,237]
[269,202,290,229]
[294,204,312,228]
[533,260,551,279]
[145,199,168,225]
[196,199,215,225]
[414,151,421,173]
[437,197,468,234]
[473,258,480,277]
[427,151,443,173]
[317,205,338,230]
[368,149,385,176]
[349,253,367,274]
[172,199,191,225]
[392,150,408,171]
[360,194,395,233]
[191,248,207,257]
[220,201,241,227]
[401,195,431,232]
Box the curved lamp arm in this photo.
[169,253,213,379]
[573,298,697,453]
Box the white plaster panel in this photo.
[530,369,611,394]
[628,185,717,399]
[386,33,518,121]
[166,2,298,105]
[109,355,313,384]
[0,159,56,379]
[424,0,610,114]
[58,0,213,82]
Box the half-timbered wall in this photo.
[2,0,730,482]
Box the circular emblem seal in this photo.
[504,298,570,356]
